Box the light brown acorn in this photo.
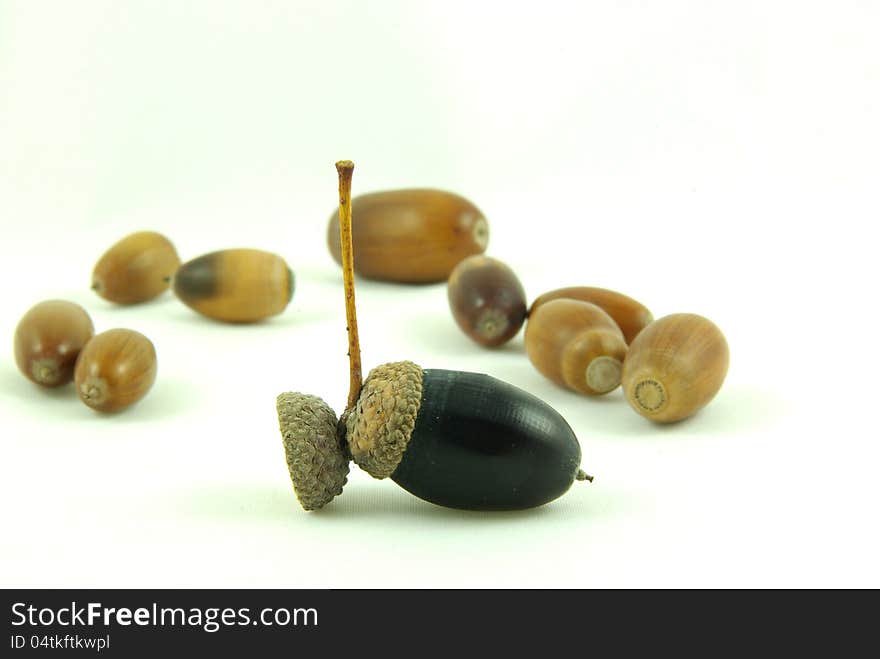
[14,300,95,387]
[622,313,729,423]
[326,188,489,283]
[173,248,294,323]
[530,286,653,345]
[92,231,181,304]
[74,328,157,412]
[525,299,628,395]
[447,255,527,347]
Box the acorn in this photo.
[277,161,589,512]
[530,286,653,345]
[447,255,527,347]
[347,362,584,510]
[326,188,489,283]
[173,248,294,323]
[14,300,94,387]
[91,231,180,304]
[525,299,628,396]
[622,313,729,423]
[74,328,157,412]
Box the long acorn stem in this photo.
[336,160,362,412]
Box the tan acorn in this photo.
[530,286,653,345]
[622,313,729,423]
[74,328,157,412]
[14,300,95,387]
[173,248,294,323]
[326,188,489,283]
[447,255,527,347]
[525,299,628,396]
[92,231,180,304]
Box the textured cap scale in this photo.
[345,361,423,479]
[277,392,350,511]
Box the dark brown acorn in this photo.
[74,328,157,412]
[92,231,180,304]
[326,188,489,283]
[530,286,653,344]
[447,255,527,347]
[277,162,589,512]
[173,248,294,323]
[14,300,95,387]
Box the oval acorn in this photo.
[525,299,628,396]
[530,286,653,345]
[92,231,180,304]
[14,300,94,387]
[326,188,489,283]
[622,313,729,423]
[447,255,527,347]
[173,248,294,323]
[74,328,157,412]
[348,363,583,510]
[277,162,589,512]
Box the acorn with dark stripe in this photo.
[173,248,294,323]
[276,161,589,512]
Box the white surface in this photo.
[1,1,877,588]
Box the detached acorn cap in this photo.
[345,361,423,479]
[277,392,350,511]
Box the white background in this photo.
[1,1,877,588]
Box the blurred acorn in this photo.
[173,248,294,323]
[525,299,628,396]
[447,255,527,347]
[326,189,488,283]
[74,328,157,412]
[622,313,729,423]
[92,231,180,304]
[14,300,94,387]
[530,286,653,345]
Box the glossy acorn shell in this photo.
[390,370,582,511]
[326,189,489,283]
[525,299,628,395]
[14,300,94,387]
[74,328,157,412]
[530,286,653,345]
[173,248,294,323]
[622,313,729,423]
[447,255,527,347]
[91,231,180,304]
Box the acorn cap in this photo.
[345,361,423,479]
[277,392,350,511]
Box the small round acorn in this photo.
[74,328,157,412]
[326,188,489,283]
[173,248,294,323]
[525,299,628,395]
[14,300,94,387]
[622,313,729,423]
[92,231,180,304]
[531,286,653,345]
[447,255,527,347]
[277,161,590,512]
